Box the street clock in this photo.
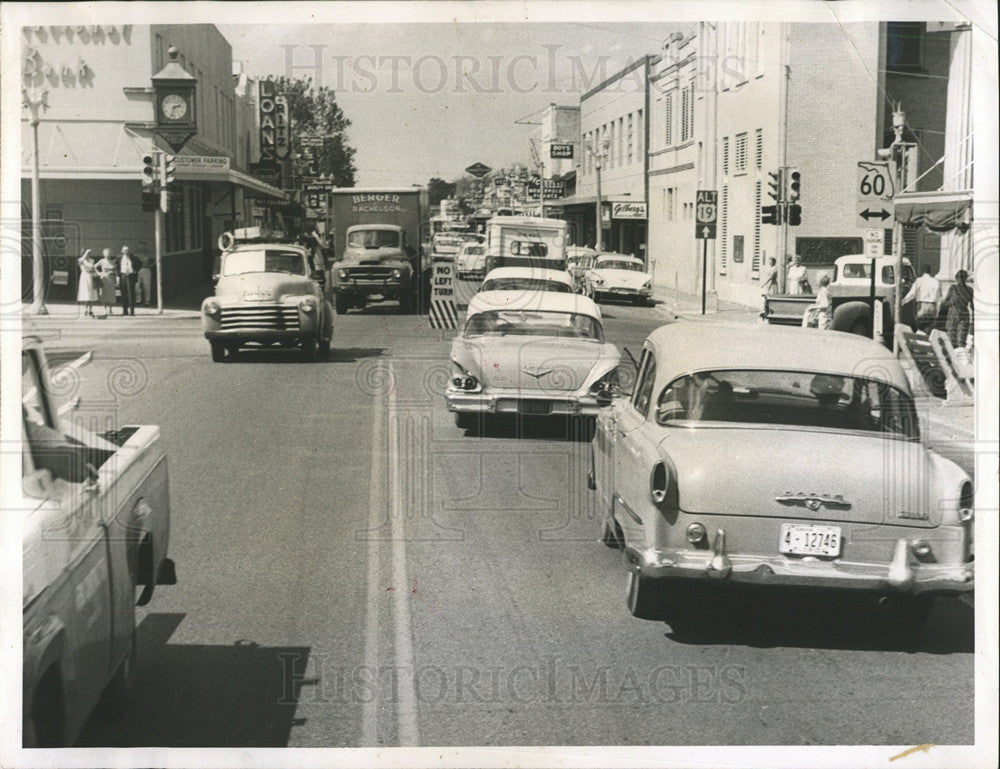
[151,46,197,151]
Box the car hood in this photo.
[590,269,649,289]
[658,426,942,527]
[214,272,316,302]
[452,336,620,392]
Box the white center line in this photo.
[360,378,386,746]
[388,363,421,746]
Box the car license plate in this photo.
[779,524,842,557]
[520,400,551,415]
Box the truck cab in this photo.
[22,338,175,746]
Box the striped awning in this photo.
[893,190,973,233]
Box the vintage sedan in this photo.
[455,242,488,280]
[202,236,334,362]
[22,338,176,746]
[592,323,973,629]
[584,253,653,305]
[447,292,620,430]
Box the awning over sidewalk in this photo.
[893,190,973,233]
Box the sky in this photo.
[219,22,675,187]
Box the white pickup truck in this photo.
[21,338,175,746]
[761,254,918,346]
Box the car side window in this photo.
[631,351,657,417]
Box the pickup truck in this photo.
[21,338,176,746]
[761,254,917,345]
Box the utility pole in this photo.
[23,88,49,315]
[890,106,907,353]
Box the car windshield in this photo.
[481,278,572,293]
[510,241,548,257]
[223,249,306,276]
[465,310,603,340]
[597,259,642,271]
[654,369,919,438]
[435,237,464,248]
[462,246,485,256]
[349,230,400,248]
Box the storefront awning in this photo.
[893,190,972,232]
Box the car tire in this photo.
[225,344,240,358]
[335,294,350,314]
[302,338,318,362]
[601,517,624,549]
[626,570,666,620]
[454,412,477,432]
[210,341,225,362]
[399,292,414,314]
[318,338,331,357]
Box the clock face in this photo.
[161,93,188,121]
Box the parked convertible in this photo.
[592,323,974,629]
[584,253,653,305]
[447,292,620,430]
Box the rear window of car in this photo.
[654,369,919,438]
[481,278,572,293]
[465,310,602,340]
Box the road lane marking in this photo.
[388,364,421,746]
[360,380,386,746]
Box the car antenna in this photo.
[623,346,639,373]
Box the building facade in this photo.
[564,56,654,257]
[20,23,285,303]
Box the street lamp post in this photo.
[586,137,611,251]
[23,88,49,315]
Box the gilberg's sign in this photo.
[612,201,647,219]
[352,193,403,214]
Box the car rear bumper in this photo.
[334,278,409,296]
[446,390,601,416]
[625,545,974,595]
[205,329,318,343]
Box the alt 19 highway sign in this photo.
[695,190,718,240]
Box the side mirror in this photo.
[595,389,613,408]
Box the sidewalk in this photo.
[652,285,761,324]
[16,281,212,325]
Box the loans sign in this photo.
[258,80,290,165]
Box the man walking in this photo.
[762,257,779,294]
[902,263,941,333]
[118,245,137,316]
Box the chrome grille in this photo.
[343,267,396,280]
[220,304,300,331]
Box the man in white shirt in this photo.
[902,263,941,332]
[117,244,136,316]
[786,255,810,295]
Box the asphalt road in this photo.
[41,292,973,748]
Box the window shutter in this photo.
[721,185,728,270]
[664,95,673,146]
[722,137,730,176]
[755,128,763,170]
[753,181,762,272]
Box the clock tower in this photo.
[151,46,198,152]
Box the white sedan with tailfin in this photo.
[447,292,620,430]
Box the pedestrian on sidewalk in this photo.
[802,275,832,329]
[762,257,779,294]
[943,269,973,348]
[787,255,810,295]
[95,248,117,316]
[117,245,137,316]
[137,254,153,307]
[76,249,99,317]
[902,263,941,333]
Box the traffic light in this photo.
[767,169,783,202]
[161,154,176,187]
[761,205,781,226]
[785,168,801,202]
[142,153,158,187]
[787,204,802,226]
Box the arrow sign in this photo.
[465,162,492,178]
[695,223,717,240]
[859,208,890,222]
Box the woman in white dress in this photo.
[76,249,99,317]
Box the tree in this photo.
[427,177,457,208]
[272,76,357,186]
